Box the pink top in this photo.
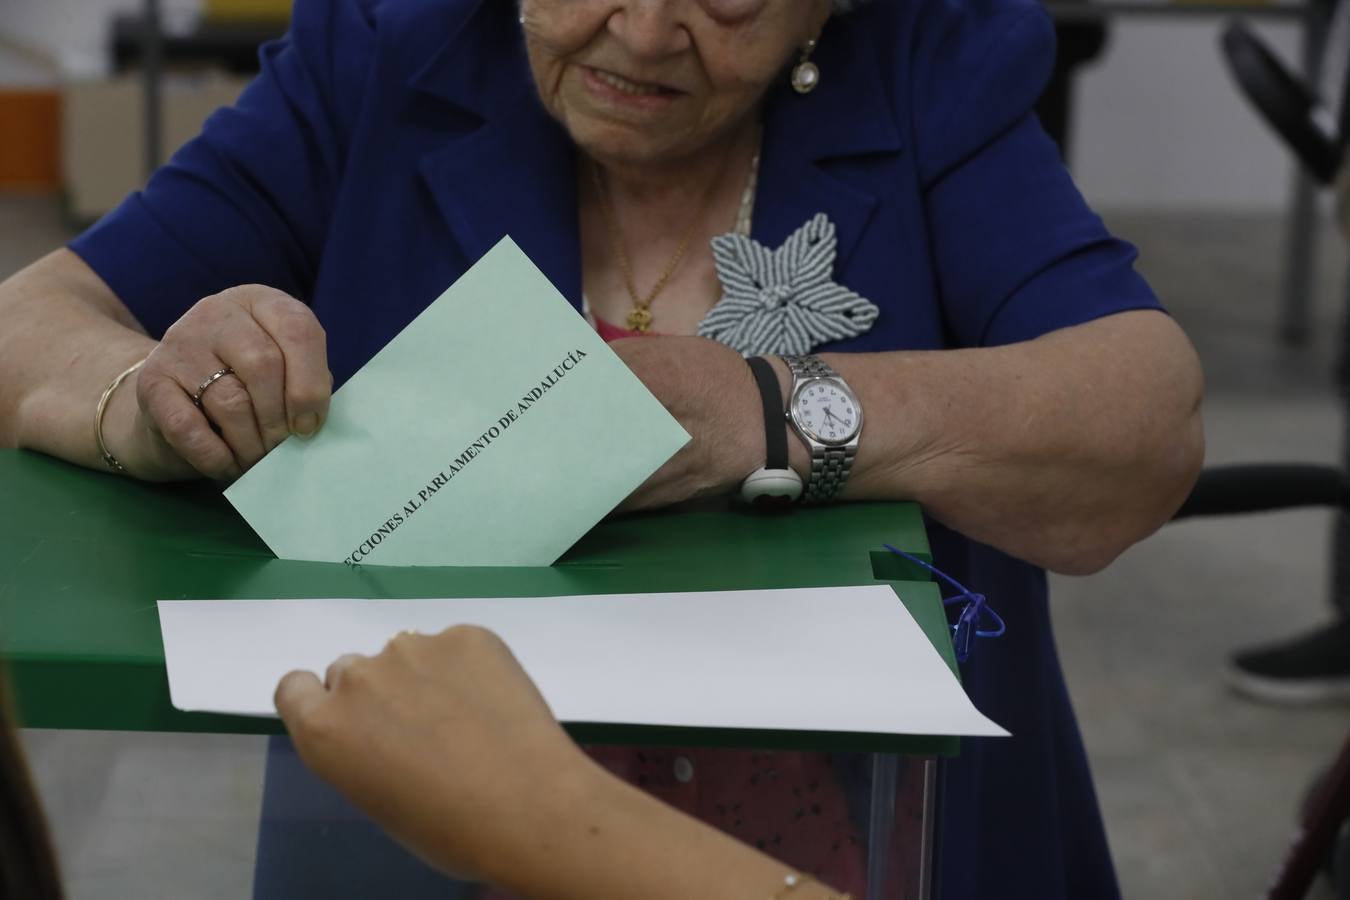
[592,312,655,342]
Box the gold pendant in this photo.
[626,306,654,333]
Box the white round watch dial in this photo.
[792,378,860,444]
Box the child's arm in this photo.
[274,625,848,900]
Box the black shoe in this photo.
[1228,621,1350,704]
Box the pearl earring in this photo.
[791,39,820,94]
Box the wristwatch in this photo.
[782,354,862,503]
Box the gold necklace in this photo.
[590,147,740,333]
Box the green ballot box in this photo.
[0,448,985,899]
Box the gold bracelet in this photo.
[772,872,852,900]
[95,358,147,474]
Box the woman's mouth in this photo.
[591,69,671,96]
[581,66,681,110]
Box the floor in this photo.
[4,192,1350,899]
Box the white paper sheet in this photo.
[157,584,1008,738]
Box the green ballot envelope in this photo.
[224,238,691,567]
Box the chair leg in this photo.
[1267,728,1350,899]
[1333,266,1350,616]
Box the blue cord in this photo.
[883,544,1005,663]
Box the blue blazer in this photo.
[73,1,1156,897]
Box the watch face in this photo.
[792,378,861,445]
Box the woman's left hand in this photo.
[609,336,765,511]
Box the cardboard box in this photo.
[0,90,61,190]
[62,73,249,223]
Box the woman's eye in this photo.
[701,0,768,24]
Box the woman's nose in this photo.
[606,1,692,59]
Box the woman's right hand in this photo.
[114,285,331,481]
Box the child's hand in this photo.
[274,625,598,882]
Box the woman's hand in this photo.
[274,626,596,884]
[610,335,764,511]
[113,285,332,481]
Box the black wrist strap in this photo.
[746,356,789,471]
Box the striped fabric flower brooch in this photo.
[696,213,880,356]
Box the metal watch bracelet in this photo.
[805,443,857,503]
[782,354,860,503]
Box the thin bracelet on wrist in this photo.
[95,358,147,475]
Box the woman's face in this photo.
[521,1,831,167]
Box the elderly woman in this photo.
[0,0,1203,897]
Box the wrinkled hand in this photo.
[610,336,763,511]
[274,626,594,883]
[116,285,331,481]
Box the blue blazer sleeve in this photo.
[909,0,1162,348]
[69,0,377,339]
